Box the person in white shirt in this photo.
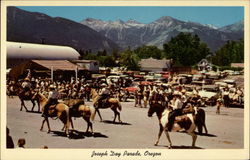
[168,93,183,131]
[96,84,110,108]
[21,78,32,91]
[42,85,59,117]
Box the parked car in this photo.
[199,85,219,106]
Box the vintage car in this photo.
[199,85,220,106]
[106,75,120,84]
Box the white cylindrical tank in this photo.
[7,41,80,60]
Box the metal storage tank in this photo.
[7,41,80,68]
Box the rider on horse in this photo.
[42,85,59,117]
[167,91,183,131]
[96,83,111,108]
[20,78,32,96]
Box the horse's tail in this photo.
[196,108,206,134]
[117,101,122,111]
[89,105,96,121]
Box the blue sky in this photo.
[17,6,244,27]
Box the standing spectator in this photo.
[6,127,14,148]
[216,97,223,114]
[85,84,91,101]
[17,138,26,148]
[223,88,230,107]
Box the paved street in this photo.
[7,96,244,149]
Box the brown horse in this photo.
[63,99,96,133]
[34,92,70,137]
[148,103,197,148]
[91,89,122,123]
[18,89,40,112]
[182,103,208,134]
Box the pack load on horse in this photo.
[91,85,122,123]
[18,77,40,112]
[63,98,96,133]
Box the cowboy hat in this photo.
[24,78,30,81]
[101,83,107,87]
[49,85,55,89]
[173,91,181,96]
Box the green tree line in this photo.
[78,32,244,70]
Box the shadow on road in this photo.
[170,145,203,149]
[156,144,203,149]
[177,131,217,137]
[195,132,217,137]
[26,110,42,114]
[50,130,108,139]
[102,120,131,125]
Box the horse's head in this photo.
[148,103,168,118]
[147,104,155,117]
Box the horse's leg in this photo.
[40,119,46,131]
[83,117,93,133]
[188,131,197,147]
[37,100,41,112]
[70,117,75,130]
[111,106,121,123]
[31,100,35,111]
[40,118,51,133]
[64,110,70,137]
[114,104,122,123]
[46,118,51,133]
[22,100,28,112]
[203,122,208,134]
[164,130,172,149]
[95,108,103,122]
[155,124,164,146]
[20,101,23,111]
[61,117,72,131]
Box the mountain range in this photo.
[7,7,243,54]
[81,17,243,52]
[7,7,119,52]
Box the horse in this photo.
[34,92,70,137]
[182,103,208,134]
[63,99,96,133]
[90,89,122,123]
[147,103,197,148]
[18,89,40,112]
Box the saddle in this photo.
[69,100,85,116]
[101,98,109,105]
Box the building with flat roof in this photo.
[139,57,172,72]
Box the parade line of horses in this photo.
[13,85,209,149]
